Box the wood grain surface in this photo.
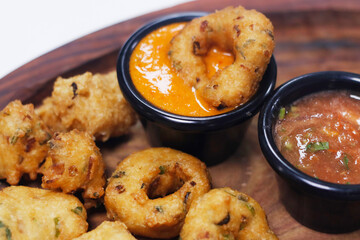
[1,0,360,239]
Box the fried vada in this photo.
[180,188,278,240]
[39,130,105,202]
[73,221,136,240]
[0,100,51,185]
[169,6,275,108]
[105,148,211,239]
[36,71,137,142]
[0,186,87,240]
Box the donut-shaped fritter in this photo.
[73,221,136,240]
[39,130,105,201]
[180,188,278,240]
[36,71,137,142]
[0,186,88,240]
[169,6,275,108]
[0,100,51,185]
[105,148,211,239]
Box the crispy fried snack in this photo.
[73,221,136,240]
[105,148,211,239]
[36,71,137,142]
[180,188,278,240]
[0,100,51,185]
[39,130,105,201]
[169,6,275,108]
[0,186,87,240]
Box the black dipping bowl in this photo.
[258,71,360,233]
[118,12,277,165]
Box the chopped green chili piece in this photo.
[71,206,83,215]
[224,190,237,198]
[238,194,249,202]
[54,217,60,238]
[155,206,163,213]
[5,228,11,240]
[346,182,351,185]
[10,135,18,145]
[240,221,247,230]
[306,142,329,152]
[264,29,274,40]
[222,233,234,240]
[159,166,166,175]
[343,155,350,170]
[235,45,246,60]
[0,221,11,240]
[245,203,255,216]
[112,171,125,178]
[278,107,286,120]
[243,39,255,48]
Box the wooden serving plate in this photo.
[1,0,360,239]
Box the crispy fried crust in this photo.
[73,221,136,240]
[105,148,211,239]
[170,6,275,107]
[0,100,51,185]
[39,130,105,201]
[0,186,88,240]
[180,188,278,240]
[36,71,137,142]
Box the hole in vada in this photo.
[147,174,185,199]
[202,46,234,79]
[147,163,187,199]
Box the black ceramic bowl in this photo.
[118,12,277,165]
[258,71,360,233]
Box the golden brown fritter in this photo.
[36,71,137,142]
[39,130,105,201]
[180,188,278,240]
[73,221,136,240]
[170,6,275,107]
[35,97,66,132]
[105,148,211,239]
[0,100,51,185]
[0,186,87,240]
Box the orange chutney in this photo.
[129,22,235,117]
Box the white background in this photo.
[0,0,191,79]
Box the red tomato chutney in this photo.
[274,91,360,184]
[129,22,235,117]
